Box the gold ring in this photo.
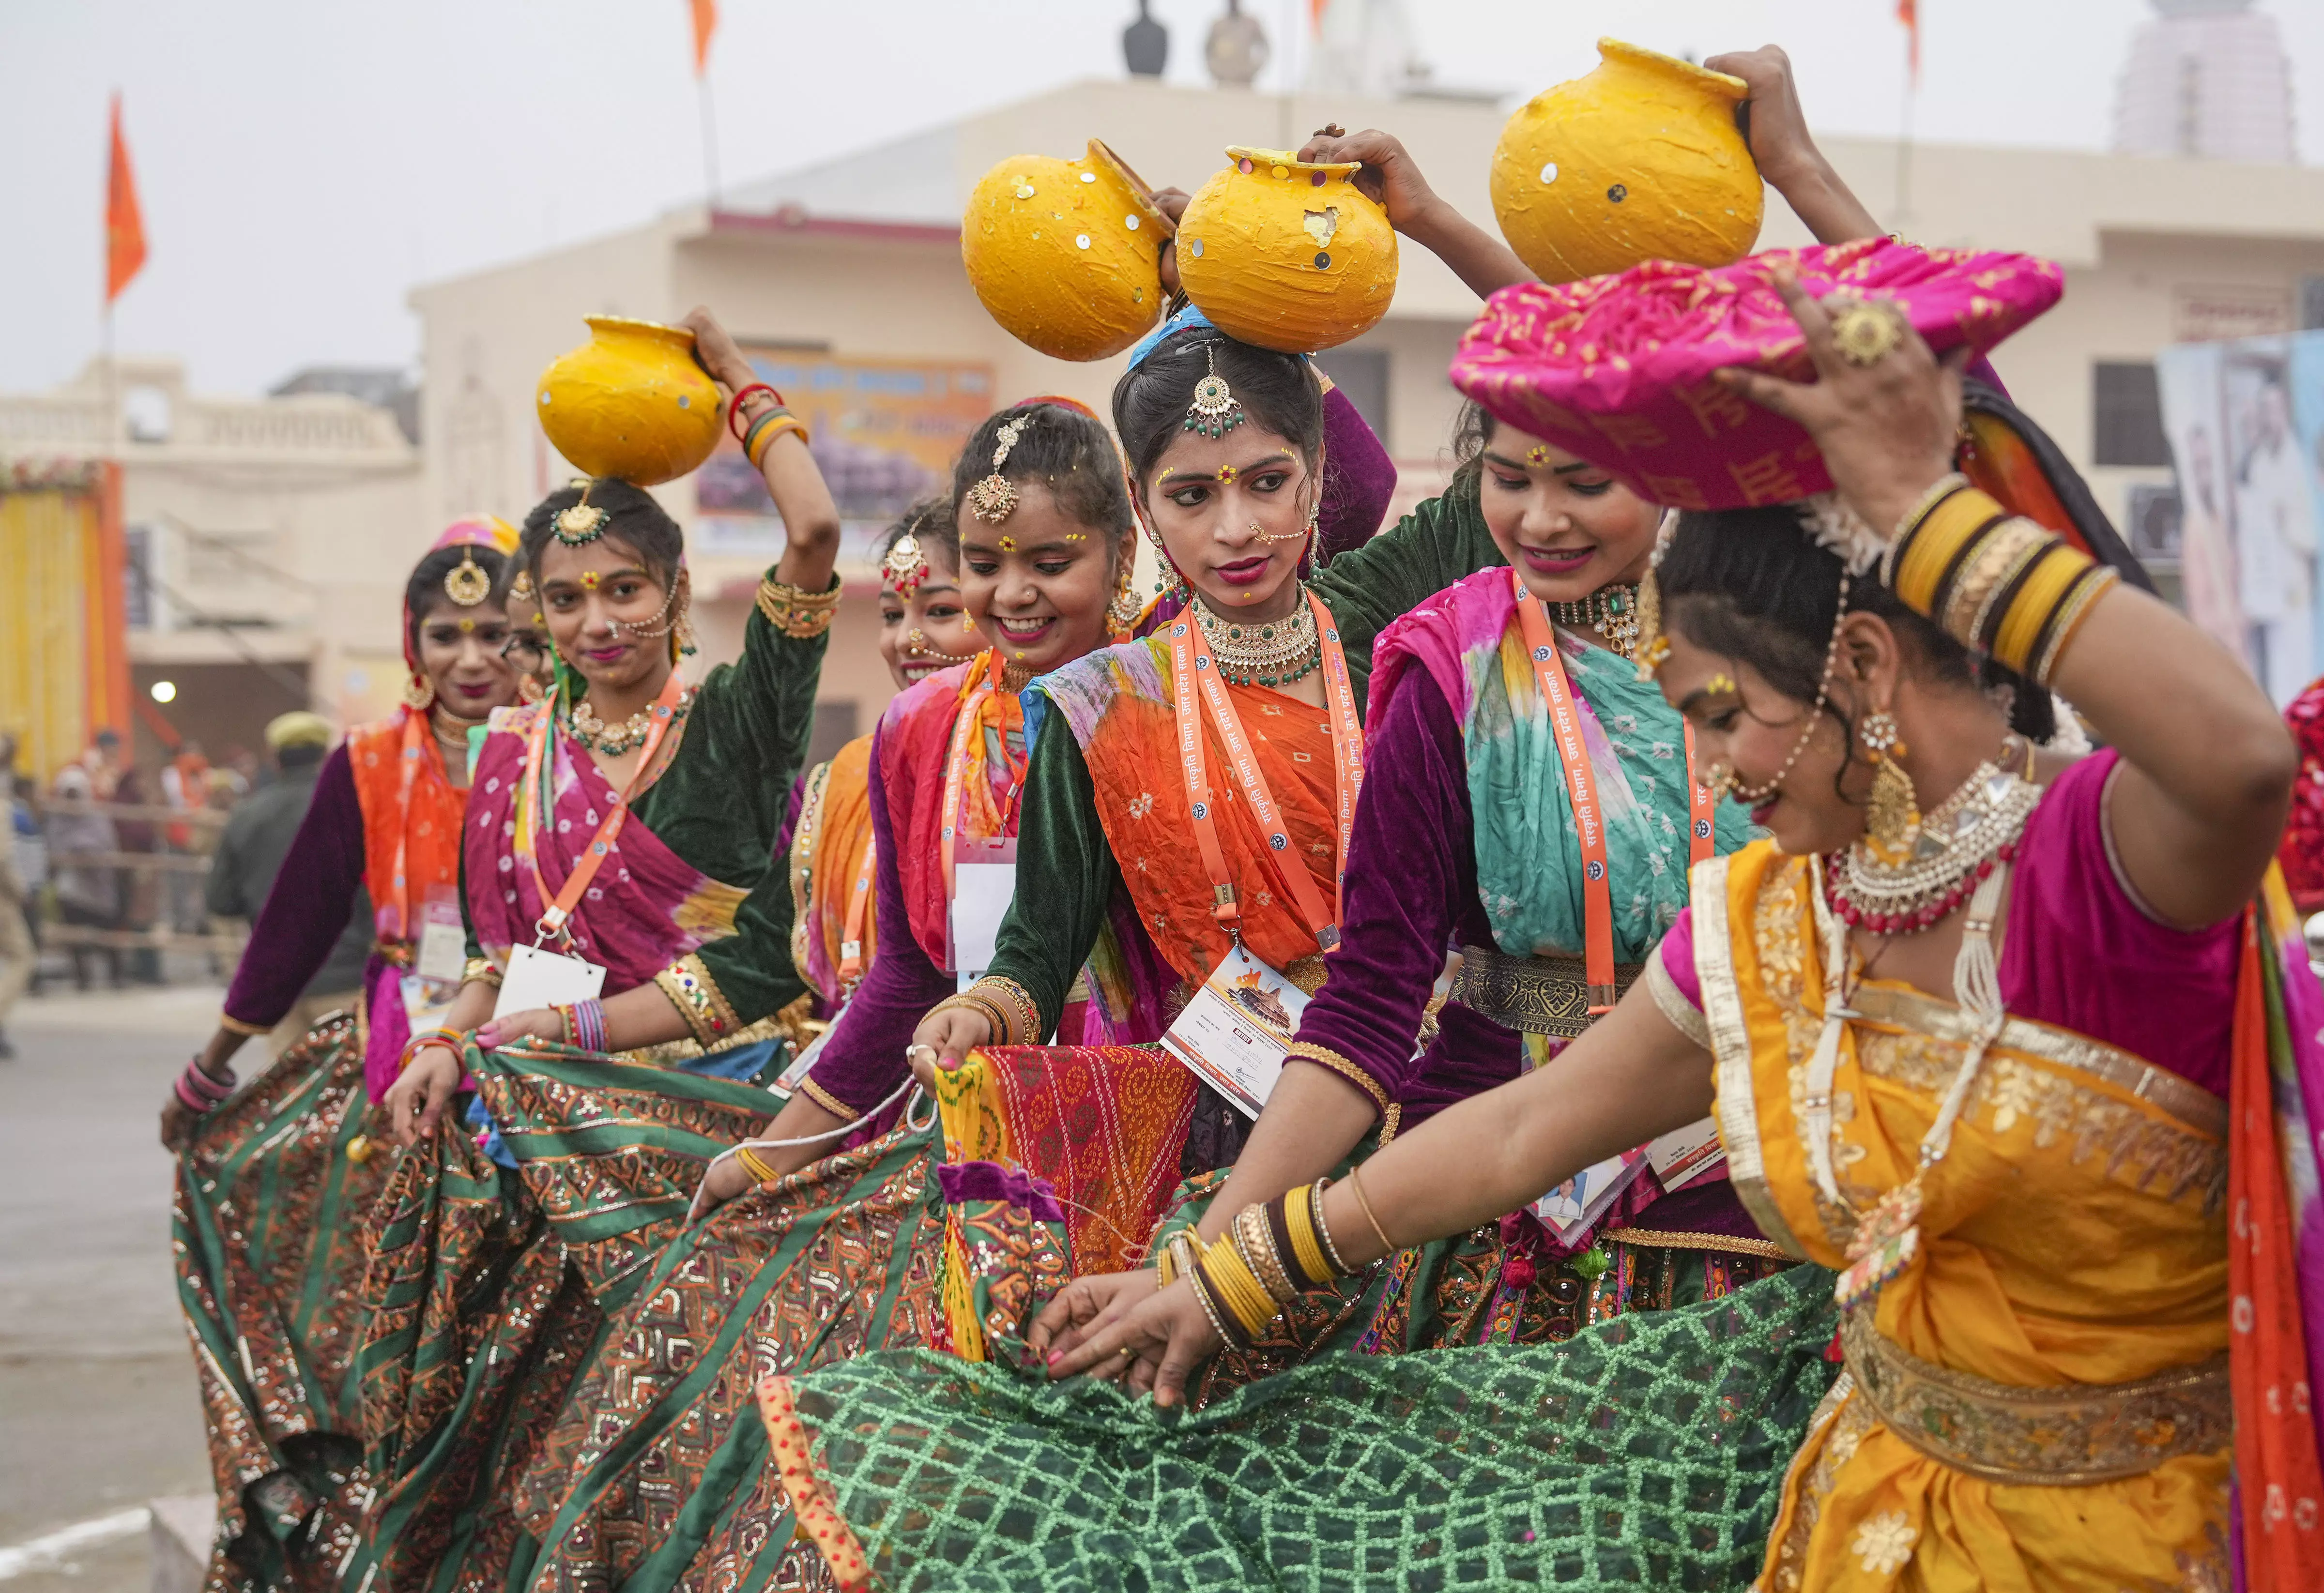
[1120,1346,1134,1357]
[1828,298,1906,367]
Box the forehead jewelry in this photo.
[968,414,1032,523]
[578,570,601,590]
[1525,444,1553,467]
[884,531,930,598]
[1186,344,1245,440]
[1705,672,1738,695]
[443,549,491,606]
[555,479,609,546]
[457,616,476,633]
[510,569,535,602]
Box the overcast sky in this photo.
[4,0,2318,399]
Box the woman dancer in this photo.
[167,518,522,1593]
[509,396,1182,1593]
[773,245,2314,1592]
[355,306,843,1591]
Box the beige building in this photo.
[0,356,420,766]
[411,75,2324,753]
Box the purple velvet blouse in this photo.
[220,745,371,1028]
[1290,663,1523,1127]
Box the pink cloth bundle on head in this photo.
[1447,238,2063,510]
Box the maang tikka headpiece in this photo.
[555,478,609,546]
[883,508,935,598]
[1185,343,1244,440]
[967,413,1033,524]
[443,548,491,606]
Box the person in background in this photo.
[0,798,26,1059]
[202,712,372,1052]
[161,738,212,936]
[46,764,121,992]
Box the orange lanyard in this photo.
[1167,592,1364,950]
[838,831,875,988]
[518,668,688,947]
[1513,571,1709,1014]
[382,707,431,944]
[938,651,1028,902]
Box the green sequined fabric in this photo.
[786,1265,1837,1593]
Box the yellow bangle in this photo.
[1282,1183,1334,1285]
[1893,486,2005,617]
[1195,1236,1278,1341]
[1232,1204,1298,1306]
[735,1142,782,1184]
[1990,541,2094,674]
[2030,566,2118,685]
[746,411,810,472]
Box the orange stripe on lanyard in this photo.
[383,706,430,943]
[838,832,875,989]
[519,667,689,947]
[938,650,1027,903]
[1167,591,1363,949]
[1515,569,1709,1015]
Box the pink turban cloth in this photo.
[1448,238,2064,511]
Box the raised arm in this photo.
[1296,127,1534,300]
[682,306,841,595]
[1721,269,2295,929]
[1705,46,1884,245]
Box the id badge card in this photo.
[770,1020,833,1098]
[1161,942,1311,1120]
[1646,1117,1727,1192]
[1529,1147,1649,1244]
[495,941,607,1018]
[948,837,1018,993]
[414,885,468,991]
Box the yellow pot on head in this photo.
[963,139,1173,363]
[1176,147,1397,354]
[1491,39,1762,286]
[535,317,723,486]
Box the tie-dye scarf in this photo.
[1370,566,1751,962]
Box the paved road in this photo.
[1,987,220,1590]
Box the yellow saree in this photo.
[1696,840,2232,1592]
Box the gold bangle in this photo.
[1881,471,1970,587]
[1346,1163,1396,1255]
[1893,486,2005,617]
[1196,1236,1278,1341]
[1283,1183,1335,1284]
[1309,1178,1354,1274]
[1990,541,2093,673]
[1155,1230,1198,1288]
[755,577,841,640]
[2029,565,2118,686]
[461,956,504,989]
[735,1142,782,1184]
[1232,1204,1298,1305]
[218,1013,271,1038]
[655,954,739,1047]
[1945,517,2051,647]
[931,991,1009,1047]
[1182,1255,1248,1351]
[968,975,1040,1046]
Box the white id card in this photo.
[495,941,606,1017]
[1646,1117,1726,1192]
[1530,1147,1649,1244]
[948,838,1018,992]
[1161,942,1311,1119]
[415,902,468,986]
[770,1020,833,1097]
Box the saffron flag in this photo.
[105,94,146,303]
[688,0,717,76]
[1897,0,1921,83]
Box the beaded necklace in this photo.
[1547,582,1641,661]
[1190,587,1320,688]
[1823,740,2039,935]
[564,684,696,756]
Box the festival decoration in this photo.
[1490,39,1761,286]
[535,317,723,485]
[1175,146,1396,354]
[962,139,1174,362]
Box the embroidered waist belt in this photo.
[1450,947,1643,1040]
[1839,1309,2230,1486]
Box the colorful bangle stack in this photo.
[735,1142,783,1184]
[933,976,1042,1049]
[1153,1231,1200,1289]
[174,1058,238,1114]
[727,383,783,441]
[1182,1181,1357,1348]
[744,407,810,471]
[553,998,609,1054]
[1882,481,2120,687]
[755,577,841,640]
[398,1027,464,1074]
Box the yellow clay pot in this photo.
[535,317,723,486]
[1176,146,1397,354]
[1491,38,1762,286]
[963,138,1173,362]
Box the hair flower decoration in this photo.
[1799,493,1887,576]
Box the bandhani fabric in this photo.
[354,1040,776,1593]
[874,654,1021,971]
[1028,634,1344,989]
[764,1264,1838,1593]
[173,1016,384,1593]
[463,701,745,988]
[2230,871,2324,1588]
[932,1045,1197,1320]
[346,711,471,1097]
[1371,566,1752,966]
[791,736,879,1005]
[2278,678,2324,913]
[1448,239,2062,509]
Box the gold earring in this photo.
[1859,709,1921,866]
[1105,559,1142,638]
[402,673,435,711]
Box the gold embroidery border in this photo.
[1601,1226,1793,1259]
[1692,854,1808,1259]
[1846,984,2225,1142]
[1839,1309,2231,1487]
[1642,951,1711,1050]
[1449,945,1644,1039]
[796,1075,859,1123]
[653,953,742,1049]
[788,757,835,989]
[1285,1042,1402,1143]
